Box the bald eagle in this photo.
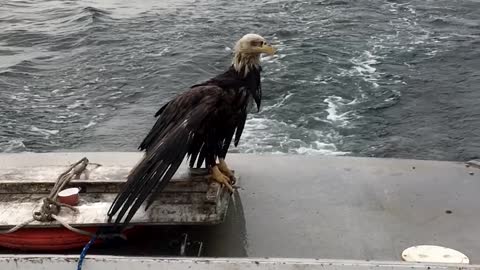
[107,34,276,225]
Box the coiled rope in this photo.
[0,157,100,236]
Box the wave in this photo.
[84,121,96,129]
[0,139,26,153]
[75,6,112,23]
[324,95,353,127]
[30,126,59,138]
[262,92,294,112]
[339,50,382,89]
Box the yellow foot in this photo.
[209,165,234,193]
[218,158,236,184]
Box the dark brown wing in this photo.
[188,88,250,168]
[186,65,262,165]
[107,85,224,226]
[139,86,220,152]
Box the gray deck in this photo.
[229,154,479,262]
[0,152,479,262]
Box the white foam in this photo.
[156,47,171,56]
[84,121,97,128]
[0,139,26,153]
[31,126,59,138]
[261,54,280,63]
[343,50,381,88]
[67,100,84,109]
[347,98,360,105]
[294,146,348,156]
[237,116,348,156]
[262,92,293,112]
[50,119,68,124]
[324,96,351,127]
[9,94,28,101]
[425,50,438,56]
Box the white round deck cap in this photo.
[402,245,469,264]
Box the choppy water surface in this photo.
[1,0,479,160]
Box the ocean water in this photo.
[1,0,479,161]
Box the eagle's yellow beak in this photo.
[258,43,277,55]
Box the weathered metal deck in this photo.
[0,153,231,228]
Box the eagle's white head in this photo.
[232,34,276,76]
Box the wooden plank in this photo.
[206,182,222,204]
[0,166,216,194]
[0,192,225,228]
[0,192,210,205]
[0,165,207,182]
[0,177,211,194]
[0,166,130,182]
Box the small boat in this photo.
[0,152,231,251]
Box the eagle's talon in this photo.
[218,159,236,185]
[218,168,236,185]
[209,165,234,193]
[229,175,237,185]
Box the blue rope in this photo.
[77,235,97,270]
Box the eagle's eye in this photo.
[250,40,264,47]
